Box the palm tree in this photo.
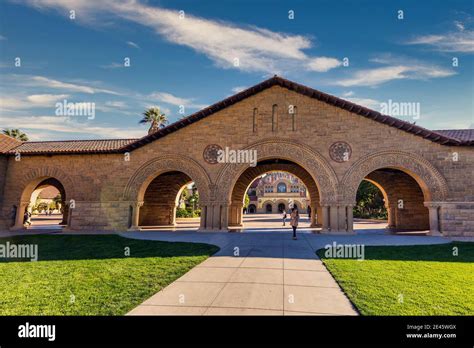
[2,128,28,141]
[139,107,168,134]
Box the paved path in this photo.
[125,228,450,316]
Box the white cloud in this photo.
[307,57,342,72]
[0,35,6,40]
[149,91,207,109]
[334,60,455,87]
[346,97,381,110]
[0,114,144,140]
[18,75,120,94]
[126,40,140,49]
[100,62,125,69]
[231,86,247,93]
[18,0,341,74]
[342,91,354,97]
[405,22,474,53]
[0,94,69,109]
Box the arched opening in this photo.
[138,171,201,230]
[228,159,322,232]
[15,177,68,230]
[248,204,257,214]
[278,203,286,213]
[353,168,430,233]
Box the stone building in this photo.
[247,172,309,214]
[0,76,473,235]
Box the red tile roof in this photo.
[3,76,473,155]
[433,129,474,144]
[6,139,137,155]
[0,134,23,154]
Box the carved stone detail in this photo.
[123,154,212,202]
[341,150,449,202]
[215,138,339,203]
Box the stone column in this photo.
[346,204,354,233]
[338,205,347,232]
[321,204,330,232]
[11,201,30,230]
[424,202,441,236]
[169,204,177,226]
[129,201,144,230]
[199,205,207,230]
[386,203,397,230]
[316,205,323,227]
[228,202,243,227]
[329,205,339,232]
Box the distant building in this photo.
[247,172,309,214]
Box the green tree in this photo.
[353,181,387,219]
[244,193,250,208]
[139,107,168,134]
[2,128,28,141]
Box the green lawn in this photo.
[318,242,474,315]
[0,234,219,315]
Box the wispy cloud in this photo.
[0,93,69,110]
[0,35,6,40]
[405,21,474,53]
[148,91,207,109]
[307,57,342,72]
[17,75,121,94]
[231,86,247,93]
[17,0,342,74]
[126,40,140,49]
[100,62,125,69]
[333,55,456,87]
[0,114,144,140]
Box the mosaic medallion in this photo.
[203,144,222,164]
[329,141,352,163]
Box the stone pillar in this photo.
[169,204,177,226]
[329,205,339,232]
[228,202,243,227]
[310,206,317,227]
[386,203,397,229]
[338,205,347,232]
[316,205,323,227]
[346,204,354,233]
[221,203,229,231]
[129,201,144,230]
[199,205,207,229]
[424,202,441,236]
[11,201,30,230]
[321,205,330,232]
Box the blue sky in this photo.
[0,0,473,140]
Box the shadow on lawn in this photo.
[317,242,474,263]
[0,234,219,262]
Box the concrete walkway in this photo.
[125,228,451,316]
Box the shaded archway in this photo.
[342,151,448,234]
[227,160,320,230]
[138,171,198,228]
[123,155,211,230]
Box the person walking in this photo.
[282,208,287,226]
[290,207,299,240]
[23,210,31,226]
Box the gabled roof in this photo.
[5,138,137,155]
[4,76,473,155]
[434,129,474,144]
[0,134,23,154]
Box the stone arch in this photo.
[341,150,449,203]
[123,154,212,203]
[12,166,76,229]
[123,154,212,230]
[216,138,338,204]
